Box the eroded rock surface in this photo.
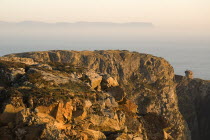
[176,75,210,140]
[0,50,191,140]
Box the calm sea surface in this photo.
[0,46,209,80]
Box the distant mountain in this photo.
[17,21,50,25]
[0,21,154,28]
[56,21,154,27]
[0,21,10,25]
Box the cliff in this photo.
[176,75,210,140]
[0,50,191,140]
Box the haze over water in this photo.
[0,22,209,80]
[0,0,209,80]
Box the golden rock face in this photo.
[0,50,192,140]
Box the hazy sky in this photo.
[0,0,209,29]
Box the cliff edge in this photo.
[176,75,210,140]
[0,50,190,140]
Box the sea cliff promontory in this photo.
[0,50,207,140]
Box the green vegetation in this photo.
[60,80,91,93]
[0,60,27,87]
[0,60,26,69]
[0,59,93,107]
[15,79,92,106]
[18,87,71,106]
[26,71,43,84]
[47,62,86,74]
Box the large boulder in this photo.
[89,115,122,131]
[107,86,126,102]
[35,100,74,124]
[101,74,119,90]
[83,70,102,91]
[81,129,106,140]
[0,104,24,124]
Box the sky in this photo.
[0,0,210,30]
[0,0,209,79]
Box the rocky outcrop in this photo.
[4,50,174,87]
[83,70,102,91]
[0,56,37,65]
[185,70,193,79]
[27,68,71,86]
[101,74,119,89]
[0,50,191,140]
[176,75,210,140]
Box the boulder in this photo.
[35,101,74,124]
[84,70,102,91]
[115,133,133,140]
[123,100,138,113]
[107,86,126,102]
[104,97,118,108]
[72,100,92,121]
[54,101,73,123]
[0,104,24,124]
[101,74,119,90]
[185,70,193,79]
[81,129,106,140]
[32,64,53,70]
[9,68,25,82]
[90,115,121,131]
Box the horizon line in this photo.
[0,20,153,25]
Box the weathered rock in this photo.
[185,70,193,79]
[27,68,70,85]
[40,123,69,140]
[123,100,138,113]
[0,104,24,124]
[15,128,27,140]
[8,68,25,82]
[34,101,74,125]
[0,50,192,140]
[32,64,53,70]
[0,57,37,65]
[104,97,118,108]
[101,74,119,90]
[72,99,92,121]
[81,129,106,140]
[84,100,92,108]
[84,70,102,91]
[115,133,132,140]
[176,75,210,140]
[107,86,126,102]
[90,115,122,131]
[54,101,73,123]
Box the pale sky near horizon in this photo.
[0,0,210,29]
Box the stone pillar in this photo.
[185,70,193,79]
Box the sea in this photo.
[0,45,209,80]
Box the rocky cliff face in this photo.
[176,75,210,140]
[0,50,190,140]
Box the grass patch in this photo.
[0,60,26,70]
[47,62,86,74]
